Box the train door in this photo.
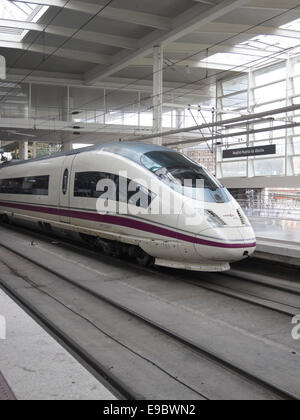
[59,155,76,224]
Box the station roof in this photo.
[0,0,300,88]
[1,1,300,150]
[0,0,48,42]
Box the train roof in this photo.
[0,142,173,169]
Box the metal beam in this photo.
[7,69,209,98]
[244,0,300,10]
[131,57,249,72]
[165,122,300,147]
[0,41,112,65]
[121,104,300,142]
[196,0,300,9]
[196,22,300,39]
[0,18,137,50]
[13,0,171,30]
[165,42,273,57]
[85,0,249,83]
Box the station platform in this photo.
[0,289,116,400]
[250,217,300,266]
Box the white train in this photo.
[0,142,256,272]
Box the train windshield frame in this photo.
[141,151,231,203]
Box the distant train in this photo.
[0,142,256,272]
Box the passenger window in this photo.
[0,175,49,195]
[74,171,155,208]
[62,169,69,195]
[74,172,107,198]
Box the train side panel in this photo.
[0,158,63,225]
[68,151,184,261]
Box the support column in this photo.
[63,88,74,122]
[176,109,184,129]
[31,142,37,159]
[19,141,28,160]
[61,141,73,152]
[153,46,163,145]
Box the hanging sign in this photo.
[223,144,276,159]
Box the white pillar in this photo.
[19,141,28,160]
[62,141,73,152]
[176,109,185,129]
[153,46,163,145]
[63,90,74,122]
[31,141,37,159]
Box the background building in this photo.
[183,146,216,174]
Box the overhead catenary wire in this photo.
[123,104,300,143]
[52,43,300,146]
[2,1,300,112]
[67,4,300,115]
[2,1,300,146]
[63,1,300,113]
[166,121,300,148]
[2,0,72,78]
[0,0,116,102]
[26,36,300,146]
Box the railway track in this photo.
[2,221,299,318]
[183,273,300,317]
[0,223,299,399]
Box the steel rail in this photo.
[0,238,297,400]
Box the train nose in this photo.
[194,226,256,263]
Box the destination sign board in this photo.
[223,144,276,159]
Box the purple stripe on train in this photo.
[0,201,257,249]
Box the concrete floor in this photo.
[0,289,116,400]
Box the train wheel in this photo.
[136,248,154,267]
[99,239,115,256]
[80,233,97,247]
[0,214,9,224]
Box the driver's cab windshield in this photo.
[141,151,231,203]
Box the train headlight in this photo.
[236,208,251,227]
[204,210,226,228]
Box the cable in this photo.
[26,38,300,146]
[65,1,300,114]
[55,2,300,116]
[47,40,300,145]
[1,0,72,100]
[2,1,300,144]
[2,1,299,110]
[0,0,116,102]
[187,108,214,153]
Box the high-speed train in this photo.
[0,142,256,272]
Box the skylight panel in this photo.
[0,0,28,20]
[0,0,49,41]
[281,17,300,32]
[200,16,300,72]
[203,52,253,68]
[242,35,300,53]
